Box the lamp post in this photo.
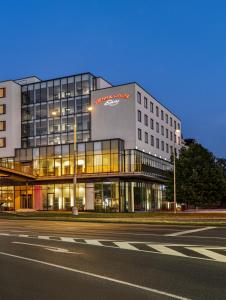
[73,106,92,215]
[173,129,180,213]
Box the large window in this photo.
[21,73,94,148]
[144,114,148,126]
[145,132,148,144]
[0,121,6,131]
[15,139,124,176]
[137,92,141,104]
[0,104,6,114]
[0,88,5,98]
[137,110,141,122]
[138,128,142,140]
[0,138,6,148]
[144,97,148,108]
[156,122,159,133]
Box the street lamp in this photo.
[73,106,93,215]
[173,129,180,213]
[73,119,78,215]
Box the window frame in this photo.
[0,104,6,115]
[137,110,142,122]
[0,137,6,148]
[0,88,6,98]
[138,128,142,140]
[0,121,6,131]
[137,92,141,104]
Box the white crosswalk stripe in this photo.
[148,244,187,257]
[1,232,226,263]
[186,247,226,263]
[114,242,138,251]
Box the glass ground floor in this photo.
[0,180,165,212]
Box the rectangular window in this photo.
[178,122,181,130]
[138,128,142,140]
[156,138,159,149]
[161,141,164,151]
[145,132,148,144]
[0,104,6,114]
[137,92,141,104]
[137,110,142,122]
[166,128,169,138]
[150,101,153,113]
[156,122,159,133]
[0,88,6,98]
[0,138,6,148]
[161,125,164,136]
[166,143,169,153]
[150,118,154,129]
[170,131,173,141]
[156,106,159,117]
[170,117,173,127]
[0,121,6,131]
[144,114,148,126]
[174,120,177,129]
[151,135,154,146]
[165,114,168,124]
[161,110,164,121]
[144,97,148,108]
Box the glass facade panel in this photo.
[21,73,94,148]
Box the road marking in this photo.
[85,239,103,246]
[114,242,138,251]
[148,245,187,257]
[165,227,216,237]
[0,251,191,300]
[38,235,50,240]
[0,233,10,236]
[186,247,226,263]
[1,232,226,263]
[12,241,82,254]
[60,237,77,243]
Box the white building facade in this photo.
[0,73,182,212]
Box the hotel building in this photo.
[0,72,182,212]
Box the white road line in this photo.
[85,239,103,246]
[60,237,76,243]
[12,241,82,254]
[0,233,10,236]
[186,247,226,263]
[148,245,187,257]
[114,242,138,251]
[165,227,216,237]
[19,234,29,238]
[0,251,191,300]
[38,236,50,240]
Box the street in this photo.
[0,220,226,299]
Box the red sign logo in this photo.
[95,94,130,106]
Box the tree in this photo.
[166,144,226,208]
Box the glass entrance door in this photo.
[46,193,54,210]
[20,194,32,209]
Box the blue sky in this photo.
[0,0,225,157]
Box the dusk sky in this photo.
[0,0,225,157]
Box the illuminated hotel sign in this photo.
[95,93,130,107]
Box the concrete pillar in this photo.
[85,183,94,211]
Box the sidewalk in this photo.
[1,211,226,226]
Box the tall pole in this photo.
[173,141,176,214]
[173,129,180,214]
[73,120,77,210]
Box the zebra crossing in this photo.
[1,232,226,263]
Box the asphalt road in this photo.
[0,220,226,300]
